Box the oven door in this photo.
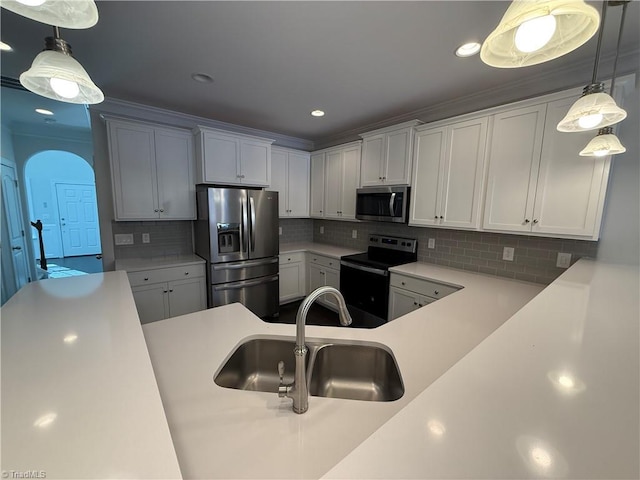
[340,260,390,322]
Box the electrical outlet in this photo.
[352,229,357,239]
[502,246,515,261]
[278,227,282,236]
[557,252,572,268]
[320,226,324,234]
[428,238,435,249]
[114,234,134,246]
[142,233,150,244]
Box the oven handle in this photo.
[340,260,388,277]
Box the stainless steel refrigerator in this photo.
[194,185,279,317]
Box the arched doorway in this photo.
[25,150,102,277]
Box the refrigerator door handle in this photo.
[249,196,256,252]
[212,258,278,271]
[241,196,248,254]
[213,274,279,291]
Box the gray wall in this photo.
[279,218,314,245]
[111,220,193,260]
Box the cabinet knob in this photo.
[319,210,323,213]
[184,272,189,275]
[379,177,382,180]
[434,290,439,295]
[383,176,386,180]
[163,290,168,293]
[144,277,149,281]
[524,219,530,224]
[418,304,423,308]
[154,209,159,213]
[160,209,164,213]
[288,258,291,261]
[401,281,406,286]
[413,302,418,306]
[533,219,539,224]
[169,289,173,293]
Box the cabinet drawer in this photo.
[390,273,460,299]
[279,252,305,264]
[308,254,339,270]
[128,263,205,287]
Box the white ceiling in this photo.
[1,1,638,145]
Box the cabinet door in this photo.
[324,150,343,219]
[483,104,547,232]
[360,134,384,186]
[384,127,413,185]
[201,132,240,184]
[322,268,340,309]
[168,277,207,318]
[308,264,325,293]
[108,121,158,220]
[310,153,325,217]
[388,287,419,321]
[155,128,196,220]
[410,127,446,226]
[270,149,289,216]
[532,97,608,238]
[287,152,310,217]
[340,145,361,219]
[439,117,488,229]
[280,262,304,303]
[240,139,270,186]
[132,283,169,324]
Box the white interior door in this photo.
[55,183,101,257]
[2,163,30,288]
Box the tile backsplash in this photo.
[112,220,193,259]
[279,218,314,244]
[312,220,598,285]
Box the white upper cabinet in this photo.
[483,95,610,239]
[269,147,310,218]
[410,117,488,230]
[309,152,325,218]
[360,121,421,186]
[194,126,273,187]
[321,142,361,220]
[107,119,195,221]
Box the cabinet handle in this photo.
[524,219,530,224]
[144,278,149,281]
[533,219,539,224]
[163,290,168,293]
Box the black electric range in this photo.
[340,234,417,327]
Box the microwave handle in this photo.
[389,192,396,214]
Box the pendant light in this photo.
[19,26,104,104]
[480,0,600,68]
[0,0,98,29]
[557,1,627,132]
[579,1,629,157]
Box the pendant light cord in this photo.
[609,1,628,98]
[591,1,608,85]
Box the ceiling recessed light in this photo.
[191,73,214,84]
[311,110,325,117]
[35,108,54,115]
[0,41,13,52]
[456,42,481,57]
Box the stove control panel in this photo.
[368,234,417,254]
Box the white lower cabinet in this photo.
[307,254,340,310]
[128,263,206,324]
[388,273,461,321]
[279,253,306,304]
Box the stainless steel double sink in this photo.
[214,337,404,402]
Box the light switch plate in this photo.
[278,227,282,235]
[320,226,324,234]
[557,252,572,268]
[502,246,515,261]
[114,233,134,246]
[428,238,435,249]
[142,233,150,244]
[352,229,357,239]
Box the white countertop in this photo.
[280,242,363,258]
[115,254,205,272]
[324,259,640,479]
[142,260,543,479]
[0,272,182,479]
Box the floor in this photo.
[42,255,103,278]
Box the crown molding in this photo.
[313,47,640,150]
[90,97,314,152]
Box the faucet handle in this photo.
[277,361,289,398]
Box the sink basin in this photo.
[308,343,404,401]
[214,336,404,402]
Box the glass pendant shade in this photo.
[0,0,98,29]
[19,50,104,104]
[579,128,626,157]
[557,89,627,132]
[480,0,600,68]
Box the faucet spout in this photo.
[280,286,352,414]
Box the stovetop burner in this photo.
[341,234,417,270]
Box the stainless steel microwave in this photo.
[355,186,410,223]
